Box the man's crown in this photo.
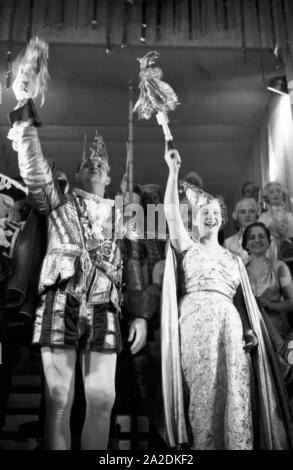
[82,130,109,171]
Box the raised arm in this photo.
[8,114,62,216]
[8,94,61,215]
[11,118,51,187]
[164,147,193,254]
[7,38,61,215]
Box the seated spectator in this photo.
[224,198,258,263]
[243,222,293,340]
[258,181,293,262]
[241,181,259,201]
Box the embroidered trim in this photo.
[72,187,103,204]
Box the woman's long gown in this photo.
[177,241,253,449]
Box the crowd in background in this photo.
[1,160,293,449]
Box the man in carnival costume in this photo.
[7,38,147,450]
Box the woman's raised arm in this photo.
[164,147,193,254]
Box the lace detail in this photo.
[178,242,253,449]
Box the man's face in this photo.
[76,158,110,190]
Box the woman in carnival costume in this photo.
[161,146,293,450]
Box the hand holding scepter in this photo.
[8,37,49,128]
[133,51,179,150]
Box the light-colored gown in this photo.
[177,241,253,450]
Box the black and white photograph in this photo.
[0,0,293,458]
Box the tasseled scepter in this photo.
[133,51,179,149]
[8,37,50,128]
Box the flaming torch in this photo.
[133,51,179,149]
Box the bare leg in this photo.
[80,351,116,450]
[41,347,76,450]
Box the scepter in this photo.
[8,37,50,128]
[133,51,179,149]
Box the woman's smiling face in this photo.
[245,225,270,255]
[199,199,222,237]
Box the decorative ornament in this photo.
[79,131,109,172]
[180,181,214,208]
[13,37,50,107]
[89,132,108,162]
[180,181,228,225]
[133,51,179,148]
[91,0,98,30]
[140,0,147,43]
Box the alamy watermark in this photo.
[102,195,198,241]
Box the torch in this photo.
[133,51,179,149]
[8,37,50,128]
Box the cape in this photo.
[160,242,293,449]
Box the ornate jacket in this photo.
[14,123,122,312]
